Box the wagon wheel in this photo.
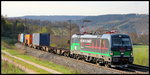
[76,55,80,60]
[69,54,73,58]
[105,64,109,67]
[41,47,43,50]
[73,54,77,59]
[105,62,111,68]
[64,52,68,57]
[96,61,100,66]
[84,56,88,62]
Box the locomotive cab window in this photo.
[112,38,131,47]
[111,35,133,51]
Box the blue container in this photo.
[32,33,50,46]
[20,33,25,43]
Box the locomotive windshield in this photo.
[112,38,132,47]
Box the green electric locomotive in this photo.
[70,32,133,68]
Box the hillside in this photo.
[10,16,86,21]
[10,14,149,34]
[77,14,149,34]
[5,14,149,45]
[114,16,149,34]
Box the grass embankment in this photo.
[1,39,81,74]
[2,53,51,74]
[3,49,80,74]
[2,60,26,74]
[133,45,149,66]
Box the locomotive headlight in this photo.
[131,52,133,56]
[131,52,132,56]
[121,52,124,55]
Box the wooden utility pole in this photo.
[24,18,26,33]
[68,20,72,49]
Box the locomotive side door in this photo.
[71,37,80,51]
[100,39,109,53]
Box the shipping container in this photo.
[25,34,32,45]
[32,33,50,46]
[20,33,25,43]
[18,34,20,42]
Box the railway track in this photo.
[125,64,149,74]
[60,56,133,74]
[128,64,149,71]
[60,55,149,74]
[17,43,149,74]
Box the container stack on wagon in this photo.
[25,34,32,47]
[32,33,50,50]
[18,33,70,56]
[18,33,50,48]
[20,33,25,43]
[32,33,50,46]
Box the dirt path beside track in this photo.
[2,50,62,74]
[2,55,37,74]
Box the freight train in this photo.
[18,31,133,68]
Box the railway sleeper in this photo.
[69,54,74,58]
[73,54,78,59]
[63,52,69,57]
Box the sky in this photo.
[1,1,149,17]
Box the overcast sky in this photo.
[1,1,149,17]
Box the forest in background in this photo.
[13,14,149,35]
[1,15,80,49]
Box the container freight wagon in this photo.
[70,33,133,68]
[32,33,50,49]
[25,34,32,47]
[20,33,25,43]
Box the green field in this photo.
[2,60,26,74]
[3,49,80,74]
[2,53,52,74]
[133,45,149,66]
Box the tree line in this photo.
[1,15,80,49]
